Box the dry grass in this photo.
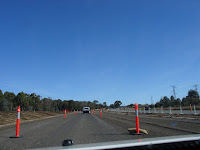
[0,111,64,125]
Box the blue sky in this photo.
[0,0,200,105]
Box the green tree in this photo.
[160,96,170,107]
[149,104,155,108]
[41,98,52,111]
[188,90,199,97]
[109,104,114,108]
[75,101,82,110]
[155,101,160,107]
[170,96,175,107]
[92,100,99,109]
[174,98,181,106]
[15,92,28,110]
[182,97,188,106]
[29,93,41,111]
[186,90,199,105]
[68,100,75,111]
[182,90,200,106]
[114,100,122,108]
[61,100,69,111]
[103,102,107,108]
[56,99,63,111]
[0,97,9,111]
[89,101,96,109]
[97,103,103,109]
[93,100,99,104]
[4,91,16,110]
[127,103,134,107]
[0,90,3,104]
[50,100,57,111]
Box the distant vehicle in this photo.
[83,107,90,114]
[145,106,151,110]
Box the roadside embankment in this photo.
[0,111,64,126]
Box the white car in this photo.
[83,107,90,114]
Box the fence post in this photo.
[154,107,156,113]
[161,106,163,113]
[180,105,183,114]
[169,106,172,114]
[194,105,197,115]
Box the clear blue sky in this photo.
[0,0,200,105]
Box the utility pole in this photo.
[151,96,153,105]
[171,86,177,99]
[194,84,198,92]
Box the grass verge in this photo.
[0,111,64,126]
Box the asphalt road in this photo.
[0,111,199,150]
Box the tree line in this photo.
[154,89,199,108]
[0,90,108,111]
[109,101,122,108]
[125,89,199,108]
[1,89,198,111]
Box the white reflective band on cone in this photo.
[17,112,20,119]
[135,110,138,116]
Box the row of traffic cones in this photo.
[11,104,148,138]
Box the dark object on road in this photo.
[50,134,200,150]
[62,139,73,146]
[9,136,22,138]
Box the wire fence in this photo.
[110,105,199,115]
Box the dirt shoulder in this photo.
[145,113,200,119]
[0,111,65,126]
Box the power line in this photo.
[171,86,177,99]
